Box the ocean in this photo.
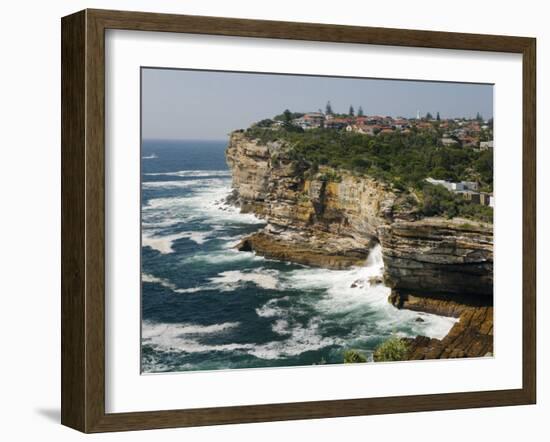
[141,139,456,373]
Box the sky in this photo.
[142,68,493,141]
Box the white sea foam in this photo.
[143,321,240,337]
[146,267,280,295]
[142,273,178,291]
[217,235,246,249]
[142,320,253,354]
[272,319,291,335]
[208,268,280,291]
[142,181,264,230]
[255,297,288,318]
[142,230,211,254]
[280,245,457,340]
[144,261,280,295]
[248,318,339,359]
[142,321,243,353]
[182,248,263,265]
[142,318,337,360]
[142,273,204,294]
[142,178,228,190]
[142,153,158,159]
[145,170,231,178]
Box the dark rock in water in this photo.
[415,317,425,323]
[224,189,239,206]
[237,238,253,252]
[350,279,367,288]
[368,275,383,285]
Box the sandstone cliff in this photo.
[226,131,493,299]
[380,218,493,299]
[227,132,393,268]
[226,131,494,359]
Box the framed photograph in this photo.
[61,9,536,433]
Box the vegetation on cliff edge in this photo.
[243,126,493,223]
[343,349,368,364]
[373,337,409,362]
[342,337,410,364]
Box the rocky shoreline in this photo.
[237,227,373,270]
[405,306,493,359]
[225,131,494,360]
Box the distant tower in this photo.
[416,110,420,120]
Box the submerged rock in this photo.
[368,275,383,286]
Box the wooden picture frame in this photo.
[61,8,536,433]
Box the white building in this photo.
[425,178,478,192]
[479,140,494,151]
[440,137,459,146]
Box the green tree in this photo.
[242,120,493,222]
[358,106,364,117]
[474,150,494,185]
[254,118,274,128]
[325,101,333,115]
[425,112,433,120]
[282,109,292,124]
[436,111,441,121]
[349,105,355,117]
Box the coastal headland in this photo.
[226,127,493,361]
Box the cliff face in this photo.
[226,132,394,236]
[226,132,493,300]
[380,218,493,299]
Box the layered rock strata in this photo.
[237,228,373,270]
[225,131,494,359]
[379,218,493,298]
[405,306,493,359]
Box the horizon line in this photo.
[142,137,230,142]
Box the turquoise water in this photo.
[140,139,456,373]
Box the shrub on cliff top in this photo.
[373,337,409,362]
[241,125,493,223]
[421,183,493,223]
[343,349,368,364]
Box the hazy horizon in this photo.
[142,68,493,141]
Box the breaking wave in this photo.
[145,170,231,178]
[208,268,280,291]
[141,150,458,372]
[142,317,338,360]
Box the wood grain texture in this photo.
[60,8,537,433]
[61,10,86,431]
[522,38,537,403]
